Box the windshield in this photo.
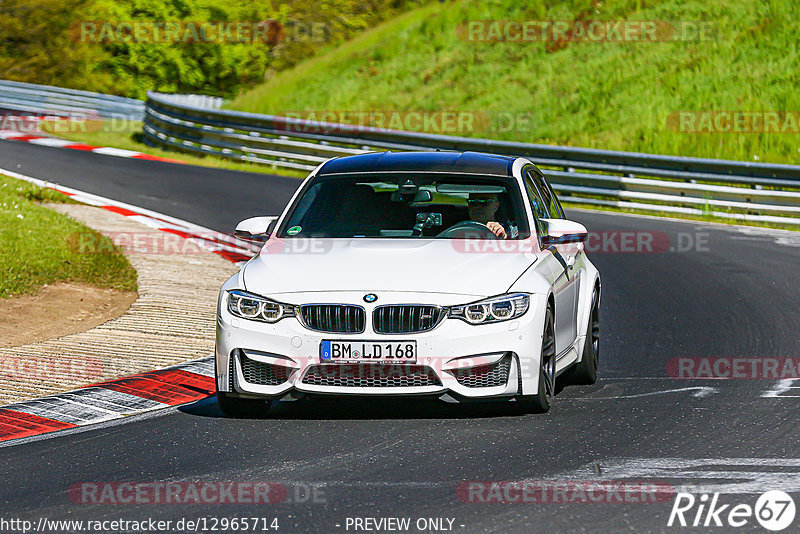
[276,173,531,239]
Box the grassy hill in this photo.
[229,0,800,165]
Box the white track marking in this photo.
[0,127,182,162]
[90,147,142,157]
[562,458,800,494]
[26,138,74,147]
[762,379,800,398]
[571,386,718,400]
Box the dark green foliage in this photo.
[0,0,424,98]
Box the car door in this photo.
[523,168,579,355]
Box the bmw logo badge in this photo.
[363,293,378,303]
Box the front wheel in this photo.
[217,392,272,417]
[515,306,556,414]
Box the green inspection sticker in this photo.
[287,226,302,235]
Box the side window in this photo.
[549,182,566,218]
[531,171,565,219]
[523,169,548,236]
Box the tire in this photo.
[564,288,599,385]
[516,306,556,414]
[217,392,272,417]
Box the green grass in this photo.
[40,121,306,178]
[0,175,138,298]
[229,0,800,166]
[10,179,80,205]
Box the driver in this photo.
[468,193,507,238]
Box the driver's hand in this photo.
[486,221,507,239]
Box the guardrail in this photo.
[8,79,795,227]
[144,91,800,227]
[0,80,144,120]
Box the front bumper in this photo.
[215,291,548,401]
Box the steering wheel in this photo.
[436,220,501,239]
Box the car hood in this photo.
[242,238,537,298]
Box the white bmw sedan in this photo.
[215,151,600,415]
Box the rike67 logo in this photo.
[668,491,796,531]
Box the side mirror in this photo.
[234,216,278,243]
[540,218,588,246]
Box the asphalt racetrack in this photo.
[2,140,799,533]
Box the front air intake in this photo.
[302,364,441,388]
[237,351,293,386]
[451,355,512,388]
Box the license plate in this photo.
[320,340,417,363]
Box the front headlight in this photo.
[449,293,530,325]
[227,290,296,323]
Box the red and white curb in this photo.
[0,167,261,264]
[0,168,265,442]
[0,358,216,443]
[0,126,184,164]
